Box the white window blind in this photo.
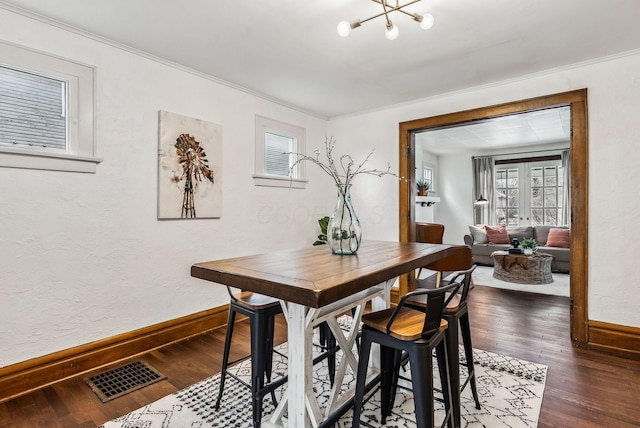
[0,65,67,152]
[264,132,293,177]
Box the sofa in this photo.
[463,225,570,273]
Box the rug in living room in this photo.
[100,341,548,428]
[471,265,570,297]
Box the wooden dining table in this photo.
[191,240,454,428]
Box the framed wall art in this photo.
[158,111,222,219]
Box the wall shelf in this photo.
[416,195,440,207]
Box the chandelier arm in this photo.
[357,0,421,25]
[369,0,422,14]
[380,0,392,26]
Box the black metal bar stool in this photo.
[409,245,482,427]
[215,288,287,428]
[351,282,461,428]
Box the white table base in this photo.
[264,279,394,428]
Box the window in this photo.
[0,40,99,173]
[422,165,434,192]
[530,164,563,225]
[495,158,564,226]
[495,166,520,225]
[254,115,306,188]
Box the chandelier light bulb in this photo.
[385,23,399,40]
[419,13,435,30]
[337,3,434,40]
[337,20,352,37]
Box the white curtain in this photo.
[561,149,571,225]
[472,156,495,225]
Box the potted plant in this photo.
[416,180,430,196]
[313,216,330,246]
[520,238,538,255]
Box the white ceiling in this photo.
[2,0,640,119]
[416,105,571,155]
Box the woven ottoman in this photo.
[491,251,554,284]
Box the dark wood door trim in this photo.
[398,89,589,346]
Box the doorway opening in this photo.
[398,89,588,346]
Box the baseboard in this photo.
[0,305,229,403]
[588,320,640,359]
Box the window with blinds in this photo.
[254,115,307,188]
[0,40,98,173]
[0,65,67,152]
[264,132,293,177]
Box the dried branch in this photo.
[288,137,398,188]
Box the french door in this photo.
[495,160,564,226]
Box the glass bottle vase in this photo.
[327,185,362,255]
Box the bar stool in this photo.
[442,264,481,415]
[319,322,338,385]
[215,288,287,428]
[409,246,482,427]
[351,281,461,428]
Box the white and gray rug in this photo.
[101,329,548,427]
[471,265,570,297]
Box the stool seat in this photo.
[233,291,281,309]
[363,306,448,341]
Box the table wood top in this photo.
[191,240,454,307]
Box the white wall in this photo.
[0,8,332,367]
[328,50,640,328]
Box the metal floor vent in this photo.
[85,361,166,402]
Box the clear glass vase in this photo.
[327,185,362,255]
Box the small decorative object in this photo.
[290,137,397,255]
[313,216,330,246]
[416,179,430,196]
[158,111,222,219]
[521,238,538,255]
[511,238,520,248]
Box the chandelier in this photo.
[337,0,434,40]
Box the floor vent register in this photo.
[85,361,166,402]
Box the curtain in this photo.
[472,156,495,225]
[561,149,571,225]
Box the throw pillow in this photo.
[507,226,534,242]
[546,228,570,248]
[484,225,510,244]
[468,225,488,244]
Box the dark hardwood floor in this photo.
[3,285,640,427]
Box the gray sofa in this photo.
[463,225,570,273]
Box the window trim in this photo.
[253,115,307,188]
[0,40,100,173]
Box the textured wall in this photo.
[0,8,330,367]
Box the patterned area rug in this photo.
[101,323,547,428]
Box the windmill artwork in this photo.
[158,111,222,219]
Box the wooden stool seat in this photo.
[363,307,448,341]
[232,291,281,309]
